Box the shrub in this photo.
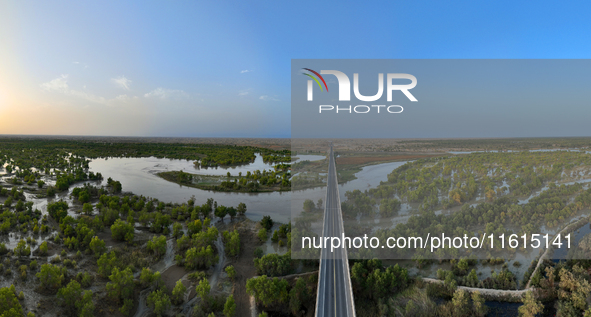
[254,247,264,259]
[260,216,273,230]
[36,264,66,290]
[225,265,236,280]
[111,219,134,242]
[0,243,8,255]
[254,252,293,276]
[246,276,289,306]
[147,289,171,317]
[106,267,134,304]
[223,230,240,256]
[224,295,236,317]
[171,279,187,305]
[89,236,106,258]
[97,252,117,277]
[0,285,23,316]
[257,229,268,242]
[14,239,30,257]
[139,268,162,288]
[47,200,69,222]
[147,235,167,258]
[185,246,217,270]
[57,280,94,316]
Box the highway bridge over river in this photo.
[315,143,356,317]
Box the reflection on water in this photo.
[338,161,408,200]
[485,301,522,316]
[552,223,591,260]
[93,153,280,177]
[291,161,410,222]
[294,154,326,162]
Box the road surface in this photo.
[315,143,356,317]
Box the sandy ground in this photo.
[224,220,259,317]
[161,265,188,293]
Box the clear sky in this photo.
[2,1,591,138]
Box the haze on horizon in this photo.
[2,1,591,138]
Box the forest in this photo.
[4,137,591,316]
[158,166,291,193]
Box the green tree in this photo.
[196,278,210,301]
[260,216,273,230]
[258,228,268,242]
[246,276,289,307]
[147,235,167,258]
[140,268,156,287]
[195,278,211,310]
[89,236,106,258]
[254,252,293,276]
[224,295,236,317]
[47,200,69,222]
[39,241,48,255]
[215,206,228,221]
[14,239,30,257]
[557,265,591,314]
[138,268,163,289]
[110,219,134,242]
[224,230,240,257]
[0,285,23,317]
[225,265,236,281]
[172,222,183,239]
[237,202,247,216]
[97,251,117,277]
[289,278,308,315]
[106,267,134,304]
[303,199,315,213]
[471,291,486,317]
[47,186,57,197]
[82,203,93,215]
[36,264,65,290]
[171,279,187,305]
[451,289,470,316]
[57,280,94,316]
[185,246,217,270]
[78,191,90,203]
[519,291,543,317]
[227,207,237,221]
[147,289,171,317]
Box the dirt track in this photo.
[224,220,259,317]
[422,278,529,301]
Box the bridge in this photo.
[315,143,356,317]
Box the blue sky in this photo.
[2,1,591,137]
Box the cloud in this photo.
[114,94,136,102]
[40,74,133,105]
[259,95,280,101]
[144,87,189,100]
[69,90,106,104]
[73,61,89,69]
[111,76,132,90]
[238,88,251,96]
[240,70,251,73]
[41,74,69,93]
